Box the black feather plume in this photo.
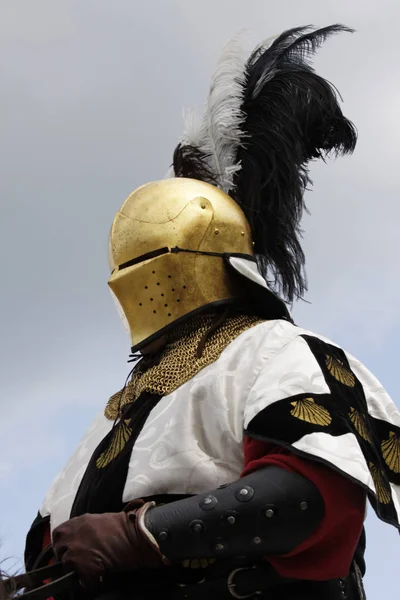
[172,25,357,303]
[173,144,218,184]
[232,24,357,302]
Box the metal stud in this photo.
[265,508,275,518]
[241,231,245,237]
[253,537,262,545]
[159,530,169,541]
[300,501,308,511]
[221,510,237,526]
[235,486,254,502]
[214,228,220,235]
[214,543,224,552]
[199,495,218,510]
[190,520,204,533]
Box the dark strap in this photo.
[4,564,78,600]
[168,564,362,600]
[16,572,78,600]
[5,563,64,592]
[31,544,55,571]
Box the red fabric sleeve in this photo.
[41,522,55,599]
[242,436,366,581]
[42,523,51,552]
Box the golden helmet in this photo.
[108,178,288,351]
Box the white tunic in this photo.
[40,319,400,532]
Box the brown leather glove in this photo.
[52,502,169,587]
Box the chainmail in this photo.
[105,312,265,420]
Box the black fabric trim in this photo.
[70,393,163,517]
[24,513,51,571]
[245,334,400,530]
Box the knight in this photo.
[24,25,400,600]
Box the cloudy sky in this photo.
[0,1,399,597]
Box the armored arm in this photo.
[144,465,324,560]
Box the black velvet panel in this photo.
[246,335,400,529]
[70,393,162,517]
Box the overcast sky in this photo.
[1,1,399,598]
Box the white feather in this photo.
[181,32,251,193]
[181,108,204,147]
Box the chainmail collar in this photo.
[105,310,266,420]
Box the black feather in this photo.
[171,25,357,303]
[232,24,357,302]
[173,143,217,184]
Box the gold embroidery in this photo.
[105,313,265,420]
[181,558,216,569]
[290,397,332,426]
[381,432,400,474]
[96,419,133,469]
[349,407,372,442]
[369,462,391,505]
[325,355,355,387]
[105,385,135,421]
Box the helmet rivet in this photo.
[252,241,255,247]
[214,229,219,235]
[241,231,245,237]
[201,203,206,209]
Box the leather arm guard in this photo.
[144,466,324,560]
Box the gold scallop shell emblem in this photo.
[181,558,217,569]
[96,419,133,469]
[105,379,138,421]
[381,432,400,474]
[104,390,124,420]
[349,407,372,442]
[290,397,332,426]
[369,462,392,505]
[325,355,355,387]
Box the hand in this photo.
[52,502,168,587]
